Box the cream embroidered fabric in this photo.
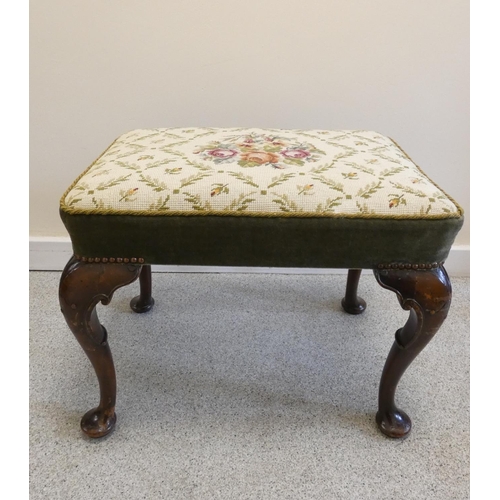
[61,128,462,218]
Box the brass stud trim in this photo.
[74,255,145,264]
[376,262,443,271]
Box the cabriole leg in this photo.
[130,264,155,313]
[373,264,452,438]
[59,256,142,438]
[342,269,366,314]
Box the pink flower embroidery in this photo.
[281,149,311,159]
[207,149,238,159]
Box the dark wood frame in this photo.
[59,257,142,437]
[59,260,451,439]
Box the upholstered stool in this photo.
[59,128,463,439]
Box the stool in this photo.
[58,127,463,439]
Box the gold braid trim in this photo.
[60,206,462,219]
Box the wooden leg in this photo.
[130,265,155,313]
[341,269,366,314]
[59,256,142,438]
[373,264,452,438]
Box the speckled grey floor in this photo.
[30,271,469,500]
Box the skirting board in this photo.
[29,236,470,276]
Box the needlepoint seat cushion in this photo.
[60,128,463,268]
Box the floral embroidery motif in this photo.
[297,184,314,195]
[61,127,462,218]
[194,132,326,169]
[211,183,229,197]
[119,187,139,202]
[389,194,406,208]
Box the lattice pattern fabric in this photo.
[61,128,462,218]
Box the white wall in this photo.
[30,0,469,246]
